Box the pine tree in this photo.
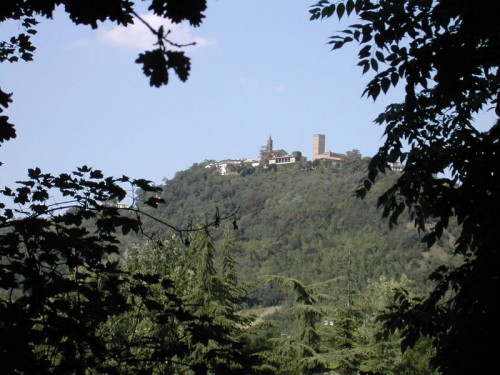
[177,228,250,374]
[264,276,330,374]
[323,253,364,374]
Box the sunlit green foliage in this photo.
[138,159,456,308]
[175,228,252,374]
[0,161,442,372]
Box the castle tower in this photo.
[267,135,273,153]
[313,134,325,160]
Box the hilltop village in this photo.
[208,134,346,175]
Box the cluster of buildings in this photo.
[208,134,346,175]
[266,134,346,165]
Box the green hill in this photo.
[137,155,455,306]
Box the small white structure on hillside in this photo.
[206,159,259,175]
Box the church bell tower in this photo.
[267,135,273,153]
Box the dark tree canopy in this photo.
[311,0,499,374]
[3,0,500,372]
[0,3,254,372]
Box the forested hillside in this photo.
[0,156,452,373]
[138,155,456,306]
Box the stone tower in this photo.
[267,135,273,153]
[313,134,325,160]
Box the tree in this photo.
[176,228,252,374]
[264,276,331,375]
[0,2,254,372]
[0,0,207,154]
[0,167,164,373]
[0,167,237,373]
[0,1,237,361]
[342,149,368,172]
[98,238,189,374]
[310,1,499,374]
[355,277,437,375]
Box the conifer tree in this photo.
[177,228,250,374]
[265,276,330,374]
[322,254,435,374]
[356,277,437,375]
[321,255,364,374]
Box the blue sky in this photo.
[2,0,404,187]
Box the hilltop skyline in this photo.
[2,1,403,187]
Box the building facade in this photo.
[312,134,344,163]
[266,135,307,165]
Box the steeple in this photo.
[267,135,273,153]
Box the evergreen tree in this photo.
[264,276,330,374]
[356,277,437,375]
[177,228,251,374]
[321,254,364,374]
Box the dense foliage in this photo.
[310,1,499,373]
[0,158,448,372]
[3,0,494,372]
[0,167,166,372]
[0,169,244,373]
[138,158,456,305]
[1,5,244,371]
